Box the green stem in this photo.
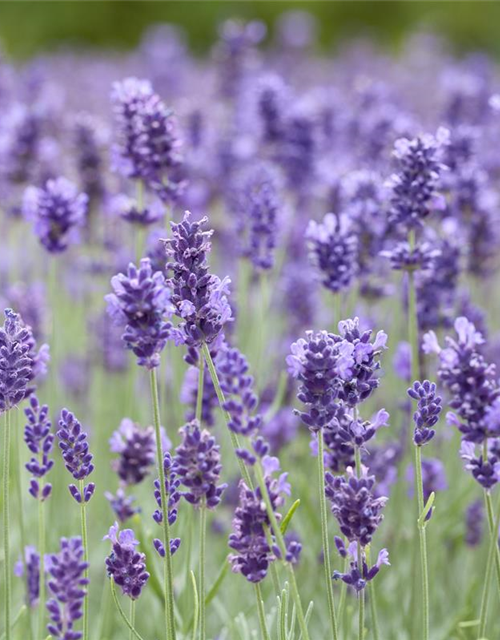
[202,343,310,640]
[414,446,429,640]
[484,490,500,598]
[38,498,46,639]
[317,430,339,640]
[2,409,12,640]
[477,504,499,639]
[79,479,89,640]
[357,542,365,640]
[254,583,271,640]
[199,501,207,640]
[130,599,135,640]
[366,547,380,640]
[196,354,204,424]
[110,580,145,640]
[407,231,420,384]
[150,368,176,640]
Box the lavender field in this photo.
[1,10,500,640]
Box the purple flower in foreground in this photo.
[380,241,441,272]
[24,395,54,500]
[106,258,173,369]
[333,538,390,592]
[164,212,232,347]
[0,309,35,413]
[57,409,95,504]
[460,441,500,490]
[104,523,149,600]
[15,546,40,608]
[175,420,227,508]
[46,537,88,640]
[408,380,443,446]
[23,177,88,253]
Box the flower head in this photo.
[0,309,35,413]
[408,380,443,446]
[104,523,149,600]
[57,409,95,504]
[109,419,156,485]
[24,395,54,500]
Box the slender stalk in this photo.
[414,446,429,640]
[317,430,339,640]
[484,490,500,597]
[79,479,89,640]
[254,583,271,640]
[477,510,498,639]
[354,443,365,640]
[150,368,176,640]
[196,355,204,424]
[366,547,380,640]
[38,498,46,639]
[2,409,12,640]
[130,600,135,640]
[190,571,199,640]
[202,343,310,640]
[110,580,145,640]
[199,499,207,640]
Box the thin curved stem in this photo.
[129,600,135,640]
[477,502,499,639]
[366,547,380,640]
[2,409,12,640]
[357,542,365,640]
[79,479,89,640]
[199,501,207,640]
[484,490,500,598]
[110,580,145,640]
[414,446,429,640]
[254,583,271,640]
[38,498,46,639]
[317,430,339,640]
[150,368,176,640]
[196,354,204,424]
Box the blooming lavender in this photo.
[22,177,88,253]
[109,418,156,485]
[104,523,149,600]
[231,162,281,270]
[24,395,54,500]
[57,409,95,504]
[111,77,184,201]
[164,212,232,347]
[14,546,40,608]
[152,453,181,558]
[0,309,35,413]
[306,213,358,294]
[46,537,88,640]
[106,258,173,369]
[387,128,449,230]
[105,488,140,523]
[175,420,227,508]
[333,539,390,592]
[408,380,443,446]
[459,441,500,490]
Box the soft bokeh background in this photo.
[2,1,500,59]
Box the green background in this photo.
[0,1,499,60]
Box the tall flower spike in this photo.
[387,127,449,230]
[57,409,95,504]
[333,538,390,592]
[408,380,443,446]
[164,212,232,347]
[24,395,54,500]
[152,453,181,558]
[105,488,140,523]
[22,177,88,253]
[0,309,35,413]
[109,418,156,486]
[46,537,88,640]
[106,258,173,369]
[306,213,358,294]
[14,546,40,608]
[175,420,227,508]
[110,77,185,202]
[104,523,149,600]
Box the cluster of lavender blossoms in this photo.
[0,309,35,413]
[104,523,149,600]
[57,409,95,504]
[24,395,54,500]
[109,418,156,485]
[152,453,181,558]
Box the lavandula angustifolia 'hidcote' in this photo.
[164,213,310,639]
[24,395,54,632]
[175,420,226,640]
[106,257,177,640]
[46,537,89,640]
[57,408,94,640]
[424,317,500,635]
[385,128,449,640]
[0,309,35,640]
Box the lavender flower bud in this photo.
[57,409,95,503]
[109,419,156,485]
[408,380,443,446]
[24,395,54,499]
[104,523,149,600]
[14,546,40,608]
[0,309,35,413]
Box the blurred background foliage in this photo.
[1,1,500,59]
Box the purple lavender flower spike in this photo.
[465,500,484,546]
[387,127,449,230]
[104,523,149,600]
[460,441,500,490]
[307,213,358,294]
[325,468,387,546]
[24,395,54,500]
[164,212,232,347]
[256,74,288,144]
[175,420,227,508]
[408,380,443,446]
[110,77,185,202]
[14,546,40,608]
[57,409,95,503]
[46,537,88,640]
[106,258,173,369]
[109,418,156,485]
[105,488,140,523]
[152,453,182,557]
[180,364,218,427]
[380,241,441,272]
[0,309,35,413]
[22,177,88,253]
[333,539,390,592]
